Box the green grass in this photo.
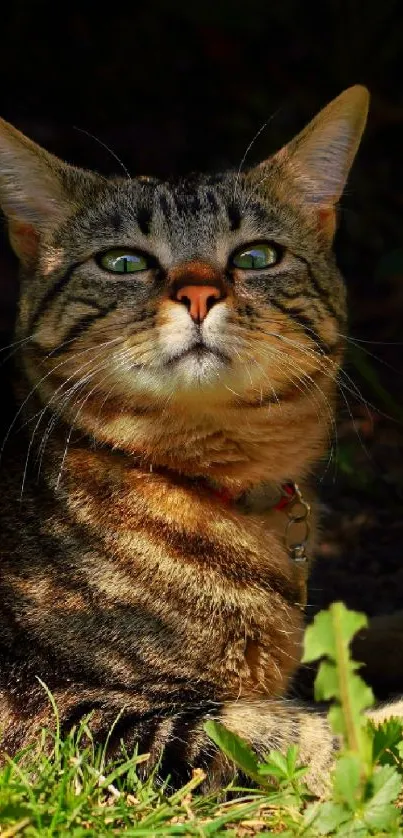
[1,605,403,836]
[0,725,307,836]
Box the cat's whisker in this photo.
[20,341,132,495]
[54,367,123,491]
[271,356,325,422]
[338,333,403,347]
[20,339,126,434]
[73,125,132,179]
[243,352,282,410]
[42,315,155,363]
[35,346,135,482]
[232,345,254,389]
[240,158,291,213]
[224,383,245,399]
[258,332,371,463]
[22,355,120,497]
[338,331,403,378]
[225,347,257,432]
[278,358,336,451]
[267,330,373,425]
[0,334,33,353]
[262,330,368,411]
[232,108,281,205]
[321,442,338,484]
[240,343,339,483]
[43,332,115,360]
[278,361,339,481]
[1,336,123,462]
[243,337,332,416]
[264,339,341,422]
[0,333,35,366]
[241,321,342,441]
[271,319,332,356]
[244,340,338,461]
[35,359,115,478]
[93,380,120,425]
[230,344,266,421]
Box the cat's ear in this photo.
[252,85,370,238]
[0,118,76,263]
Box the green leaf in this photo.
[362,765,402,830]
[326,672,374,733]
[371,718,403,767]
[302,603,368,664]
[302,603,374,764]
[258,749,288,779]
[286,744,299,776]
[314,659,363,702]
[332,754,361,809]
[306,800,350,834]
[328,710,372,768]
[203,720,261,784]
[335,823,370,837]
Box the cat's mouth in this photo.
[164,341,230,367]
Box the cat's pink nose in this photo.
[175,284,224,323]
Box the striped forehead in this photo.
[58,172,282,264]
[151,180,240,228]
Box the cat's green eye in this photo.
[232,243,280,270]
[98,249,149,274]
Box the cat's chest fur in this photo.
[1,437,304,700]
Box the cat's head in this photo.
[0,87,368,472]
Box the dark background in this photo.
[1,1,403,689]
[1,2,403,332]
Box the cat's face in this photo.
[0,86,369,467]
[22,169,344,405]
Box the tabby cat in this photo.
[0,85,400,792]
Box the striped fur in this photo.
[2,86,398,794]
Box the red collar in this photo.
[208,480,297,512]
[146,462,298,514]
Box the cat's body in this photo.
[1,86,399,791]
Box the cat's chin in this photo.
[163,347,229,389]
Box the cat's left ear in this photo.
[0,118,96,265]
[251,85,370,238]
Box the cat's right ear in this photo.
[0,118,75,263]
[247,85,370,240]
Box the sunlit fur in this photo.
[1,86,398,793]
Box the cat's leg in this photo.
[202,694,403,794]
[206,699,338,794]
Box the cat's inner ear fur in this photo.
[0,118,80,263]
[250,85,370,238]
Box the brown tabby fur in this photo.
[1,85,400,792]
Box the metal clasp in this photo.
[283,483,311,565]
